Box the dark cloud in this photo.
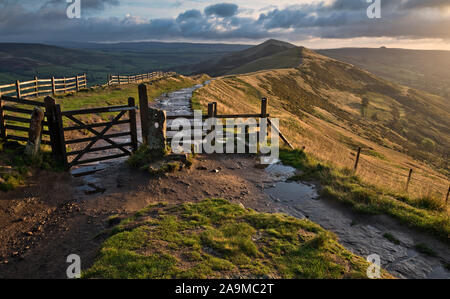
[204,3,239,18]
[0,1,448,43]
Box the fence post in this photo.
[16,80,21,98]
[76,75,80,91]
[0,97,6,139]
[405,169,413,192]
[261,98,267,117]
[84,73,87,87]
[34,76,39,97]
[51,77,56,95]
[63,77,66,93]
[354,147,362,171]
[118,75,121,85]
[107,75,111,87]
[128,76,130,85]
[128,97,138,152]
[138,84,150,145]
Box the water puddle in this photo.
[263,161,450,279]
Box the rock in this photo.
[197,166,208,171]
[211,169,220,173]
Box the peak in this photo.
[260,39,296,48]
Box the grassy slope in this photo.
[192,51,449,240]
[318,48,450,99]
[226,47,304,75]
[84,199,391,279]
[193,40,296,77]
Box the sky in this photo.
[1,0,450,49]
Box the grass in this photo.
[0,141,64,192]
[279,149,450,242]
[414,243,437,257]
[383,233,401,245]
[84,199,392,279]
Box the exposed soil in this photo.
[0,154,277,278]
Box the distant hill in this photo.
[317,48,450,99]
[0,42,251,86]
[192,39,300,76]
[194,45,450,174]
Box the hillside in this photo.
[318,48,450,99]
[193,45,450,198]
[0,42,250,86]
[192,39,298,76]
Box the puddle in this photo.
[263,161,450,279]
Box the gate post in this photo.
[128,97,138,152]
[44,96,67,168]
[138,84,150,145]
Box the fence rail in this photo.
[107,71,176,86]
[0,74,87,99]
[0,95,51,145]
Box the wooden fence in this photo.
[107,71,176,86]
[0,74,87,99]
[0,95,51,145]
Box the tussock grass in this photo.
[193,68,449,204]
[84,199,391,279]
[279,149,450,242]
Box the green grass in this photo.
[0,141,64,192]
[279,149,450,242]
[84,199,389,279]
[383,233,401,245]
[414,243,437,257]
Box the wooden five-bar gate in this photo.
[44,97,138,169]
[1,94,138,169]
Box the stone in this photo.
[147,107,167,154]
[25,107,45,157]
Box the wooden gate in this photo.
[45,97,138,169]
[0,95,51,146]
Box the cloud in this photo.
[0,1,449,43]
[204,3,239,18]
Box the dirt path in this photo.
[0,154,277,278]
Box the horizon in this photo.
[2,39,450,52]
[1,0,450,50]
